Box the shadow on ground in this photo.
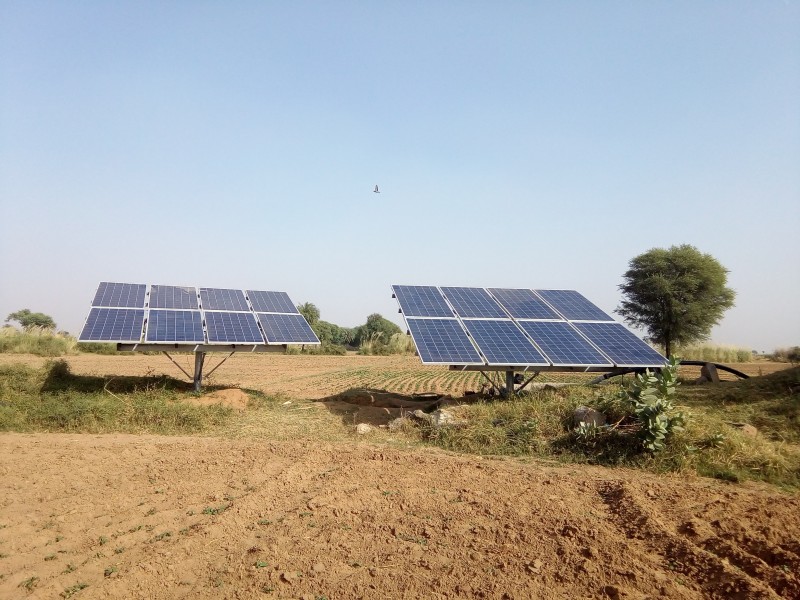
[313,388,446,427]
[313,388,489,427]
[39,359,235,395]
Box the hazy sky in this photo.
[1,2,798,352]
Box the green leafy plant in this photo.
[61,582,88,598]
[20,576,39,591]
[622,357,686,452]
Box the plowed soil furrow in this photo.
[599,481,783,599]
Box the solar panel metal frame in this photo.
[78,307,146,343]
[257,313,321,345]
[145,309,206,344]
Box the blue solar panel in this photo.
[462,320,548,365]
[149,285,198,309]
[573,322,666,367]
[392,285,453,318]
[92,282,147,308]
[79,308,145,342]
[535,290,614,321]
[518,321,612,366]
[199,288,249,311]
[248,290,298,314]
[488,288,561,320]
[406,318,483,365]
[440,287,506,318]
[205,311,264,343]
[145,310,205,343]
[257,313,320,344]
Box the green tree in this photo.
[5,309,56,330]
[296,302,320,326]
[617,245,735,358]
[354,313,401,346]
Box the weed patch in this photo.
[0,361,234,434]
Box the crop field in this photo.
[0,353,785,399]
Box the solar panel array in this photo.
[78,282,320,346]
[392,285,665,368]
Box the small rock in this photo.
[312,562,326,573]
[430,408,464,427]
[573,406,607,427]
[280,571,296,582]
[733,423,758,437]
[527,559,543,574]
[355,423,374,435]
[410,409,433,425]
[387,417,409,432]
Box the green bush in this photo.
[622,357,685,452]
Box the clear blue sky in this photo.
[1,1,798,352]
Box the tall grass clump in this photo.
[671,343,753,363]
[0,360,233,434]
[358,332,416,356]
[0,326,76,356]
[76,342,120,355]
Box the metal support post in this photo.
[193,352,206,392]
[504,370,515,397]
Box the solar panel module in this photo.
[405,318,483,365]
[91,282,147,308]
[145,310,205,343]
[461,319,548,366]
[391,285,453,318]
[257,313,320,344]
[149,285,199,310]
[79,308,145,342]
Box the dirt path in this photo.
[1,433,798,599]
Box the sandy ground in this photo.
[1,434,798,600]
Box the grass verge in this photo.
[0,360,233,434]
[415,367,800,488]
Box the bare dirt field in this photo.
[0,354,785,399]
[1,355,798,599]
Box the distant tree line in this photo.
[296,302,404,354]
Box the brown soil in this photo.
[1,434,798,599]
[0,354,785,399]
[1,355,798,598]
[187,389,251,411]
